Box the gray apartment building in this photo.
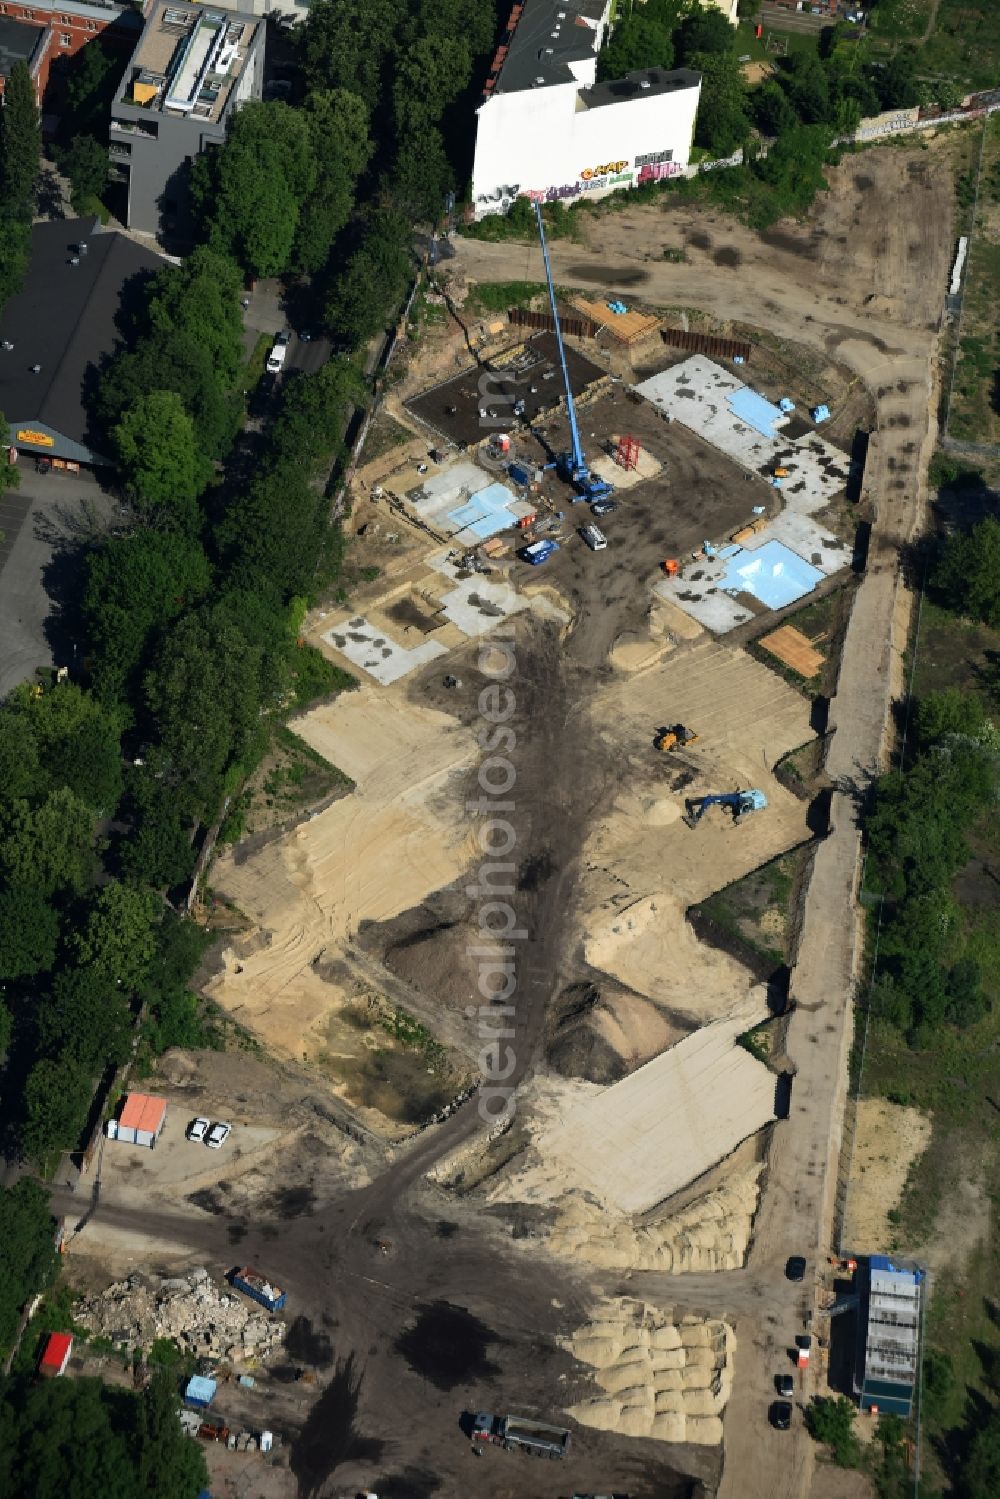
[109,0,264,239]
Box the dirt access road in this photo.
[455,144,952,1499]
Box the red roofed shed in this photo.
[39,1331,73,1377]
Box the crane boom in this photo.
[533,202,612,502]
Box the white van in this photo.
[266,331,290,374]
[580,523,607,552]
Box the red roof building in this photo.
[39,1331,73,1377]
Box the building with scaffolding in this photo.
[109,0,264,237]
[857,1255,923,1418]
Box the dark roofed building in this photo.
[0,14,47,95]
[0,218,166,467]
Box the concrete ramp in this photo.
[540,1015,776,1214]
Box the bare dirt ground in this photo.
[51,141,957,1499]
[841,1098,933,1253]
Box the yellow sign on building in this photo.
[16,429,55,447]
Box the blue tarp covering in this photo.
[722,540,824,611]
[727,386,786,438]
[448,481,517,540]
[184,1375,217,1408]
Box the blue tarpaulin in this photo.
[184,1375,217,1409]
[722,540,824,611]
[727,387,785,438]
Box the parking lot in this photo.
[0,465,116,698]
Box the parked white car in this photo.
[186,1117,210,1143]
[266,332,290,374]
[206,1121,232,1150]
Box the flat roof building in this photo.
[0,218,167,467]
[109,0,264,238]
[472,0,700,217]
[857,1256,923,1417]
[0,15,48,97]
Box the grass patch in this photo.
[949,239,1000,444]
[909,600,1000,704]
[693,845,811,967]
[922,0,1000,92]
[225,723,353,842]
[868,0,935,43]
[360,411,414,465]
[465,281,547,315]
[244,331,272,386]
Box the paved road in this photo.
[0,466,116,699]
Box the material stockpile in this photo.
[566,1298,735,1445]
[74,1267,285,1363]
[543,1164,763,1273]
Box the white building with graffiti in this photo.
[471,0,701,218]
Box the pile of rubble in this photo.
[74,1267,285,1364]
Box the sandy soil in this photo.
[160,138,957,1499]
[841,1098,933,1253]
[204,690,480,1126]
[539,1163,763,1273]
[565,1298,735,1445]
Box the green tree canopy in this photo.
[58,134,108,214]
[192,101,316,279]
[143,607,272,818]
[0,1370,208,1499]
[804,1395,860,1467]
[0,706,41,802]
[34,966,133,1074]
[112,390,211,530]
[676,4,735,64]
[0,885,60,979]
[0,61,41,219]
[0,1181,58,1352]
[83,530,212,707]
[292,89,372,276]
[325,210,412,345]
[691,52,752,156]
[1,682,123,814]
[69,882,161,991]
[20,1053,95,1161]
[959,1406,1000,1498]
[302,0,409,109]
[932,517,1000,626]
[0,788,96,896]
[599,15,675,80]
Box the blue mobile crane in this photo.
[534,201,613,504]
[684,789,768,828]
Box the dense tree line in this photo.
[0,1368,208,1499]
[0,62,40,307]
[861,519,1000,1047]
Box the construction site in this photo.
[57,138,963,1499]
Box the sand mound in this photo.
[542,1165,763,1273]
[566,1299,735,1445]
[546,979,686,1084]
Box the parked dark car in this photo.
[770,1400,792,1430]
[775,1374,794,1398]
[785,1255,807,1282]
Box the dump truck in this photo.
[229,1267,286,1312]
[472,1412,572,1458]
[520,538,559,566]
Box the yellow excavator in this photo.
[654,723,699,753]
